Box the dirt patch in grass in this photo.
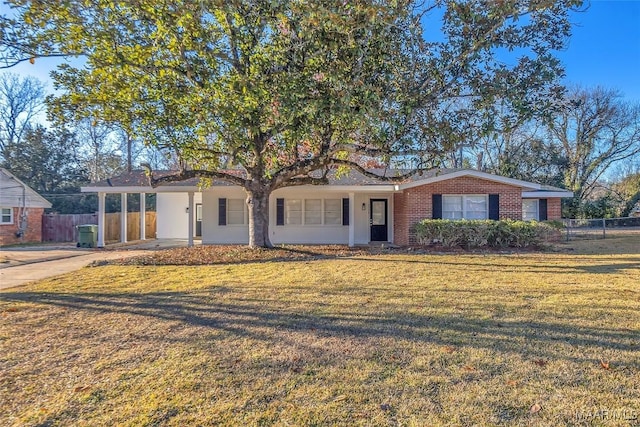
[1,251,639,426]
[94,244,370,265]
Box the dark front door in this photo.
[195,203,202,237]
[370,199,388,242]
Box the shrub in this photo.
[414,219,560,248]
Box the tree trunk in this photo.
[246,185,272,248]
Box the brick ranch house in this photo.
[82,169,572,247]
[0,168,52,246]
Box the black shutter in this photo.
[488,194,500,220]
[276,198,285,226]
[218,198,226,225]
[432,194,442,219]
[539,199,548,221]
[342,198,350,226]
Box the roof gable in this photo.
[81,168,572,197]
[0,168,52,208]
[396,169,542,191]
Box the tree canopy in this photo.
[2,0,582,246]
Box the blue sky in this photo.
[2,1,640,103]
[558,0,640,101]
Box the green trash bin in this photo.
[77,224,98,248]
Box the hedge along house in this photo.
[0,168,52,246]
[81,169,573,247]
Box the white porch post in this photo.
[139,192,146,240]
[97,192,106,247]
[187,191,194,247]
[120,192,128,243]
[348,192,355,247]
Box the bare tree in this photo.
[547,86,640,202]
[0,73,45,159]
[74,118,122,182]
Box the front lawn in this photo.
[1,239,639,426]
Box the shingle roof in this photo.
[82,168,570,194]
[84,168,460,188]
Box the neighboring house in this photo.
[81,168,573,247]
[0,168,52,246]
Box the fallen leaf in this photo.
[533,359,547,367]
[600,359,611,370]
[29,57,35,64]
[462,365,476,372]
[442,346,456,353]
[506,379,518,387]
[530,403,542,414]
[73,385,90,393]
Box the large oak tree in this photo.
[2,0,581,246]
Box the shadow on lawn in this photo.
[1,289,637,366]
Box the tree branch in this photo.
[140,164,247,187]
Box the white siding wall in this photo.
[0,170,51,208]
[156,192,202,239]
[202,187,249,244]
[201,187,393,245]
[353,193,392,244]
[270,188,350,245]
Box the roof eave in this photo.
[522,191,573,198]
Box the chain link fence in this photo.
[563,217,640,240]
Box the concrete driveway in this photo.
[0,239,192,290]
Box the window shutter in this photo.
[539,199,548,221]
[488,194,500,220]
[276,198,285,226]
[218,198,227,225]
[342,198,350,226]
[432,194,442,219]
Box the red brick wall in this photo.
[0,208,45,246]
[393,176,524,246]
[546,198,562,220]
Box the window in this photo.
[523,199,539,221]
[1,208,13,224]
[285,199,302,225]
[304,199,322,225]
[442,196,463,219]
[227,199,246,225]
[281,198,344,226]
[443,195,488,220]
[465,195,488,219]
[324,199,342,225]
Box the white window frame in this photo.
[284,198,344,226]
[522,199,539,221]
[227,199,247,225]
[443,195,488,220]
[0,207,13,224]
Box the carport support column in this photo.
[188,191,194,247]
[120,193,128,243]
[139,193,146,240]
[348,192,355,247]
[97,192,106,248]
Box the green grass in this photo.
[1,237,639,426]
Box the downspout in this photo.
[16,182,28,239]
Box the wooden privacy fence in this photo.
[42,212,156,243]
